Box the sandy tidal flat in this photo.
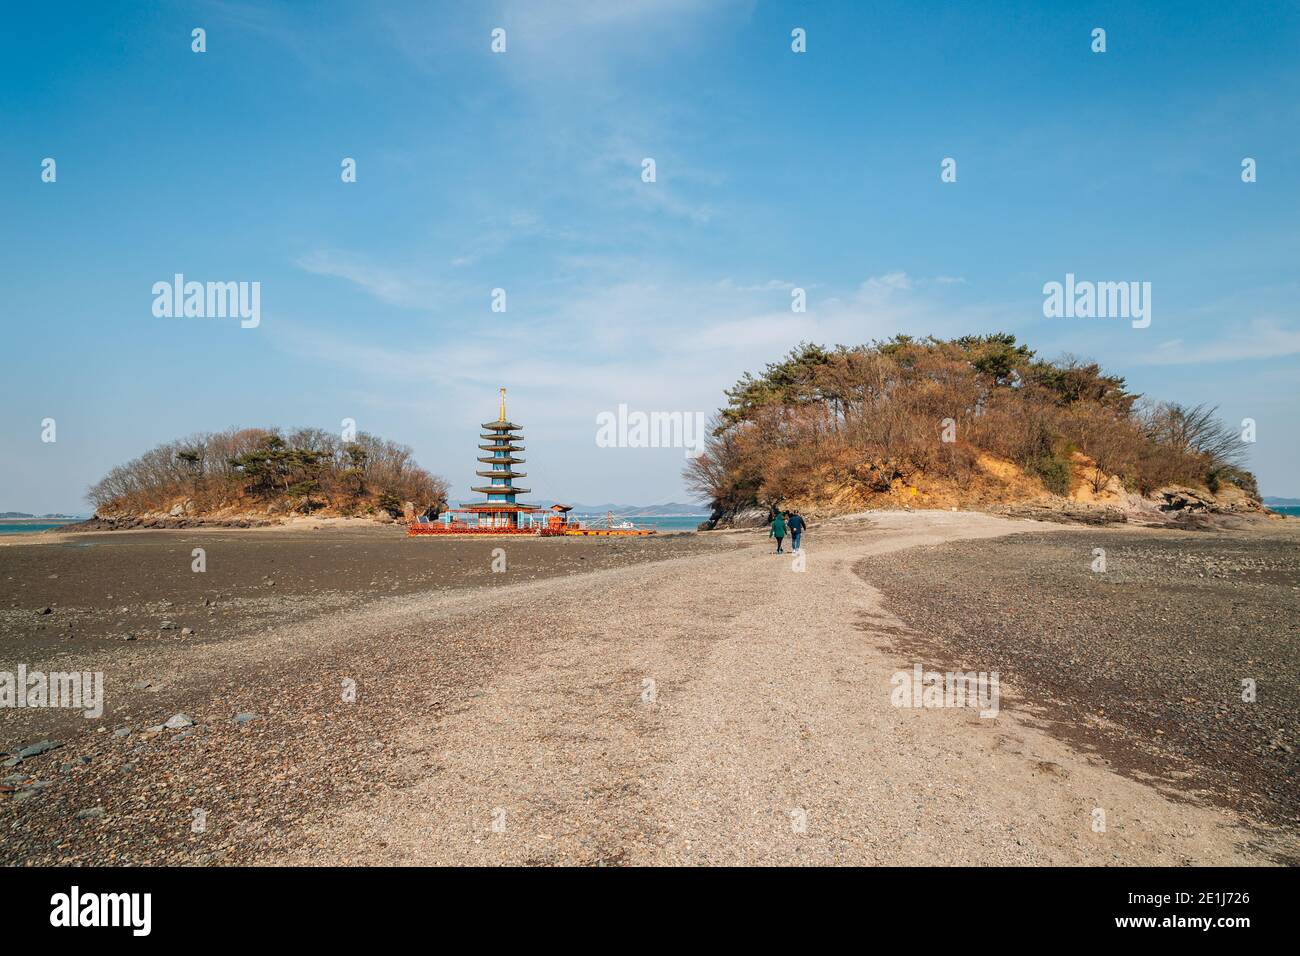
[0,514,1296,865]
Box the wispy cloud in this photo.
[273,267,988,425]
[1137,318,1300,365]
[295,250,455,312]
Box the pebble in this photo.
[163,713,194,729]
[75,807,106,820]
[13,781,54,802]
[18,740,63,760]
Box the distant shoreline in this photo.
[0,518,83,536]
[0,515,84,522]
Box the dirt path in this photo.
[272,512,1276,865]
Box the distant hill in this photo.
[532,501,710,516]
[1263,497,1300,507]
[0,512,80,519]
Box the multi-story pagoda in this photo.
[408,387,654,536]
[462,387,534,529]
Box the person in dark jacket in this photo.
[788,511,806,551]
[770,511,787,553]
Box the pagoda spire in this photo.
[498,386,506,423]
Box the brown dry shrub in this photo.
[687,337,1252,514]
[87,427,448,517]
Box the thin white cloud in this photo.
[1137,318,1300,365]
[273,269,988,424]
[863,271,914,293]
[714,278,800,293]
[295,250,455,312]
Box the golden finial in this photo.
[498,387,506,422]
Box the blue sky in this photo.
[3,0,1298,513]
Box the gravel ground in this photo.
[2,514,1292,866]
[0,524,721,661]
[272,513,1288,866]
[0,526,730,864]
[860,524,1300,839]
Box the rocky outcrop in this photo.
[1156,483,1265,515]
[706,475,1269,531]
[65,515,277,532]
[992,502,1129,526]
[1157,485,1216,513]
[699,506,769,530]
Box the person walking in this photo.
[770,510,787,553]
[788,510,806,552]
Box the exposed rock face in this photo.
[1211,482,1267,513]
[1158,485,1215,513]
[993,502,1128,526]
[1157,484,1264,515]
[67,515,276,531]
[706,477,1268,530]
[699,506,769,530]
[728,508,771,528]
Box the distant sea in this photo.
[0,516,712,534]
[572,514,708,531]
[1273,506,1300,517]
[0,519,81,535]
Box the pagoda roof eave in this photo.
[470,487,532,495]
[456,502,539,511]
[478,444,525,452]
[477,456,525,464]
[481,420,523,430]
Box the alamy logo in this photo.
[1042,273,1150,328]
[595,404,706,459]
[152,274,261,328]
[890,664,1000,718]
[50,886,151,936]
[1,666,103,718]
